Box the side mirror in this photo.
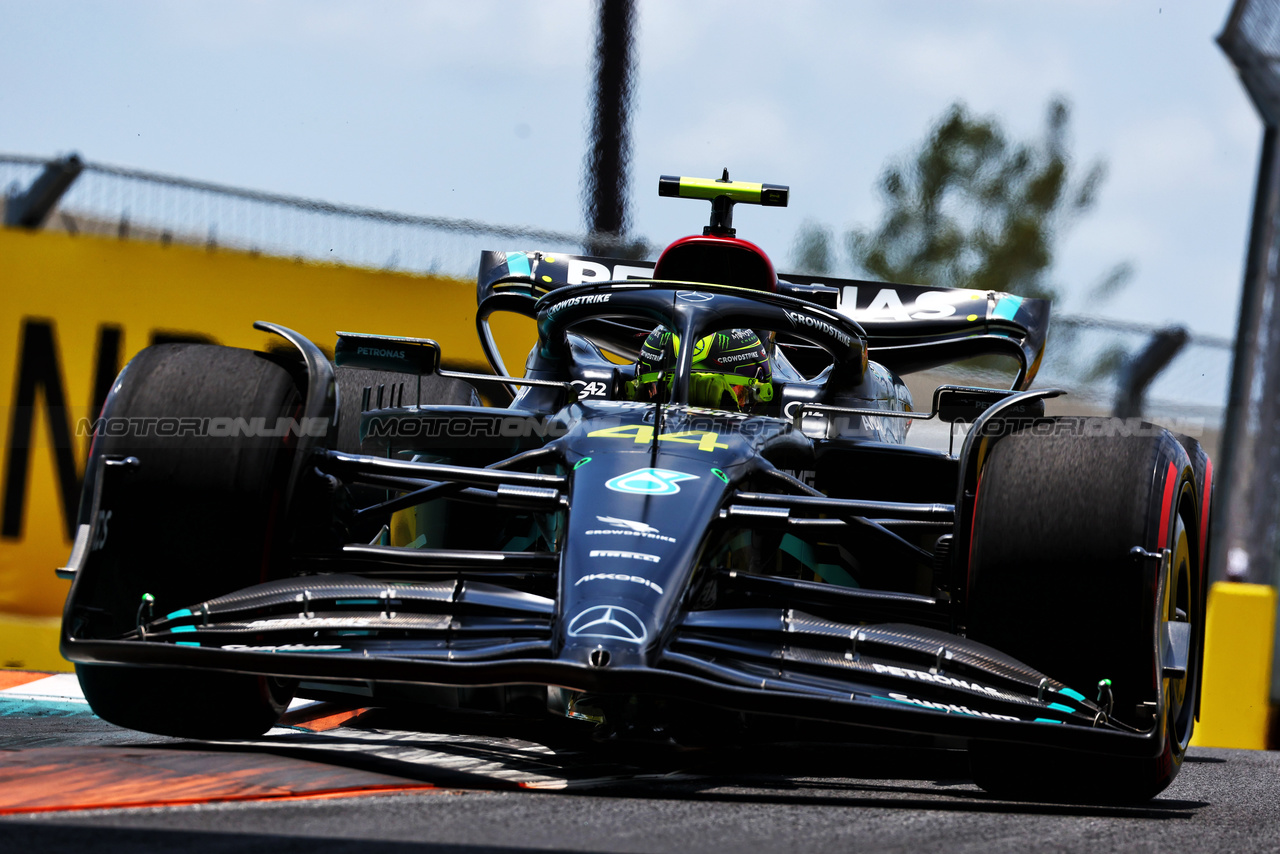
[335,332,440,375]
[933,385,1045,424]
[335,331,580,408]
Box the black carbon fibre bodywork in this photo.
[61,250,1188,767]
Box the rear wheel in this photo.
[73,344,302,739]
[332,366,481,544]
[965,418,1199,802]
[333,366,480,454]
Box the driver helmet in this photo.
[628,326,774,412]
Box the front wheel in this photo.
[77,665,294,739]
[965,419,1202,802]
[72,343,301,738]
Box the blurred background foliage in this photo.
[792,96,1133,309]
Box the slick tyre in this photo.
[76,665,294,740]
[73,344,302,739]
[333,366,480,453]
[331,366,480,543]
[965,418,1201,803]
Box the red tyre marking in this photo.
[1199,458,1213,569]
[1157,460,1176,549]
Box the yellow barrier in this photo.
[0,615,64,672]
[0,227,536,670]
[1191,581,1277,750]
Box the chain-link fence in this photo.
[902,318,1230,458]
[0,154,605,278]
[1,152,1232,454]
[1033,316,1228,431]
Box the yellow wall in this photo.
[1191,582,1277,750]
[0,227,536,667]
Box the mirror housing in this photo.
[335,332,440,375]
[933,385,1045,424]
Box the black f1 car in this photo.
[60,174,1211,802]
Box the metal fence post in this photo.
[583,0,638,256]
[2,154,83,229]
[1112,327,1189,420]
[1215,0,1280,717]
[1214,126,1279,588]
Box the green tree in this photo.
[790,218,835,276]
[823,96,1127,302]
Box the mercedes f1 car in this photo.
[60,174,1211,802]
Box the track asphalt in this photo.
[0,672,1275,853]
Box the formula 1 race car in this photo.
[59,174,1211,803]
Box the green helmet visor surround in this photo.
[627,326,775,412]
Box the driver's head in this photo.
[629,326,774,412]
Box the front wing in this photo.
[64,565,1161,758]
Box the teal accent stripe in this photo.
[1046,702,1075,713]
[335,599,379,605]
[175,641,201,647]
[1059,687,1085,702]
[165,608,192,620]
[993,295,1024,321]
[506,252,532,278]
[1033,717,1065,724]
[170,625,196,634]
[779,533,813,566]
[780,533,858,587]
[816,563,859,588]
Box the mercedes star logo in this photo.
[566,605,648,644]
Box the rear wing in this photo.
[477,250,1049,390]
